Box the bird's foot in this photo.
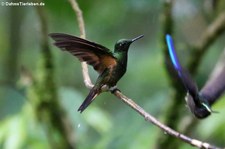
[109,86,120,93]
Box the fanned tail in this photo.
[78,88,99,113]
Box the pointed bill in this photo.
[131,35,144,42]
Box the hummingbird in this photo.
[49,33,143,113]
[166,34,214,118]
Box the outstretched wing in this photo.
[166,34,199,98]
[200,64,225,105]
[49,33,117,74]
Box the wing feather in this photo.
[49,33,117,73]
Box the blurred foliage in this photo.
[0,0,225,149]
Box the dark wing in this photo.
[200,65,225,105]
[49,33,117,74]
[166,34,199,98]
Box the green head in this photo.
[114,35,143,53]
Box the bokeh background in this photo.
[0,0,225,149]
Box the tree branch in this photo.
[34,1,76,148]
[113,90,220,149]
[68,0,222,148]
[188,11,225,74]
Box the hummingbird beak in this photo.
[131,35,144,42]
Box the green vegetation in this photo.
[0,0,225,148]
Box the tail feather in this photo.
[78,88,99,113]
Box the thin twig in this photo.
[68,0,93,89]
[68,0,222,148]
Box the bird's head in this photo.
[185,93,212,119]
[114,35,143,53]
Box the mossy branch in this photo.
[29,1,76,148]
[156,0,186,148]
